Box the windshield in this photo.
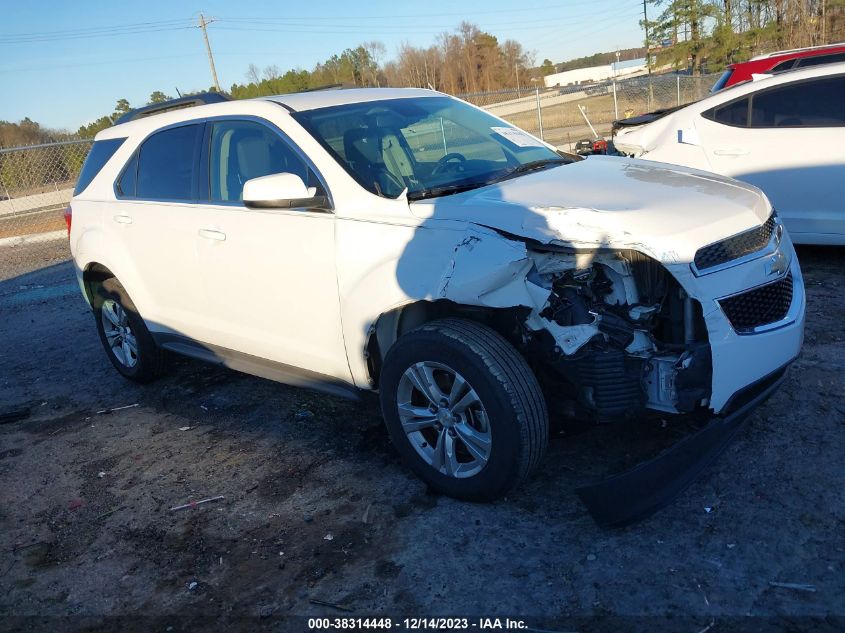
[292,96,567,200]
[711,69,734,92]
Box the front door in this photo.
[194,119,351,383]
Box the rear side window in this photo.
[116,153,138,197]
[795,52,845,68]
[703,97,749,126]
[770,59,796,72]
[136,124,202,200]
[74,138,125,195]
[750,76,845,127]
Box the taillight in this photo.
[63,206,72,239]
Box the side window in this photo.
[117,153,138,197]
[74,138,125,195]
[209,120,309,202]
[704,97,749,127]
[795,52,845,68]
[750,76,845,127]
[770,59,796,72]
[136,124,202,200]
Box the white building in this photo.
[543,58,648,88]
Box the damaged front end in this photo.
[522,246,712,424]
[435,226,762,526]
[439,228,713,426]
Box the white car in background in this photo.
[68,88,805,524]
[614,63,845,245]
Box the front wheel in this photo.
[379,318,549,501]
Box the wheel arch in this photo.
[365,299,528,389]
[82,262,117,304]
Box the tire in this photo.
[93,277,167,383]
[379,318,549,501]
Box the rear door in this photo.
[112,123,209,338]
[698,74,845,241]
[193,118,351,383]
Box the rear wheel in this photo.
[379,318,549,500]
[93,277,166,383]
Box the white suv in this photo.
[68,88,805,523]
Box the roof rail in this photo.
[751,41,845,60]
[114,92,231,125]
[299,83,347,92]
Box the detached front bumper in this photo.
[577,359,793,526]
[577,237,804,526]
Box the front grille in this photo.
[694,215,777,271]
[719,272,793,333]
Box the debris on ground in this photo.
[169,496,225,512]
[309,598,353,612]
[96,403,139,415]
[95,507,122,521]
[768,581,817,592]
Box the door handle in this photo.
[713,148,749,157]
[113,214,133,224]
[198,228,226,242]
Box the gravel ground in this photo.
[0,240,843,632]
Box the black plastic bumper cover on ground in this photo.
[577,363,791,527]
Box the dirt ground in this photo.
[0,239,843,632]
[0,210,66,240]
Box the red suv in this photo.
[712,42,845,91]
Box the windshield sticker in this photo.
[491,127,545,148]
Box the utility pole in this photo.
[822,0,827,44]
[642,0,651,76]
[198,13,221,92]
[643,0,653,112]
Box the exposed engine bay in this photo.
[431,226,712,425]
[522,247,712,422]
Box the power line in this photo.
[0,18,193,38]
[214,0,621,22]
[212,8,643,36]
[0,22,195,45]
[0,52,205,74]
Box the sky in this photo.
[0,0,646,131]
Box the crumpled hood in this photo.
[410,155,770,264]
[612,114,677,156]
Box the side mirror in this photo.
[242,172,331,211]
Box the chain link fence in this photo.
[0,139,92,279]
[460,73,719,148]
